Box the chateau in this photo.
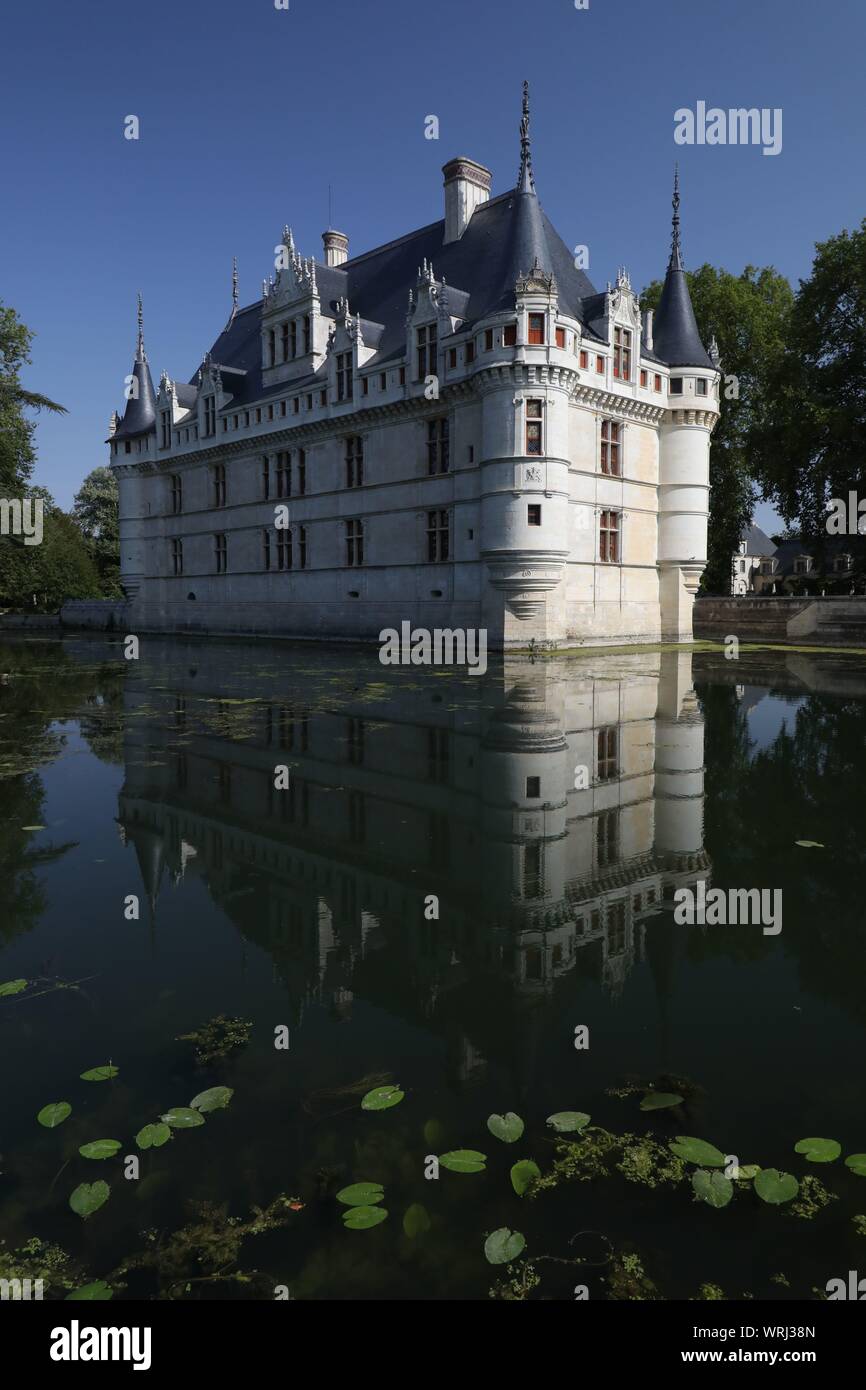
[109,86,720,650]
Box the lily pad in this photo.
[336,1182,385,1207]
[484,1227,526,1264]
[668,1136,727,1168]
[361,1084,404,1111]
[487,1112,524,1144]
[510,1159,541,1196]
[402,1203,431,1237]
[546,1111,591,1134]
[69,1180,110,1219]
[731,1163,761,1181]
[0,979,28,997]
[80,1065,119,1082]
[844,1154,866,1177]
[65,1281,114,1301]
[640,1092,684,1111]
[439,1149,487,1173]
[692,1169,733,1208]
[342,1204,388,1230]
[79,1139,123,1160]
[136,1123,171,1150]
[190,1086,234,1113]
[160,1107,205,1128]
[794,1137,841,1163]
[795,840,824,848]
[754,1168,799,1205]
[37,1102,71,1129]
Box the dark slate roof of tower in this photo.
[113,351,157,440]
[652,169,712,369]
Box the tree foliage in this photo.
[72,466,121,596]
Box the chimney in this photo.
[442,157,491,244]
[322,229,349,266]
[643,309,654,352]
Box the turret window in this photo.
[654,374,662,392]
[670,377,683,394]
[171,538,183,576]
[579,350,588,369]
[170,474,183,514]
[416,324,437,379]
[555,326,566,348]
[337,352,353,401]
[346,436,364,488]
[696,378,708,396]
[427,418,450,474]
[599,510,620,563]
[600,419,621,476]
[640,369,648,387]
[214,532,227,574]
[427,509,450,562]
[212,464,226,508]
[346,518,364,567]
[595,355,604,374]
[525,398,543,455]
[528,313,545,345]
[613,326,632,380]
[484,329,494,351]
[504,323,517,346]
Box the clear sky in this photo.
[3,0,864,528]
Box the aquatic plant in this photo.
[176,1015,252,1066]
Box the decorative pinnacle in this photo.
[232,257,239,311]
[670,165,683,271]
[136,292,145,360]
[517,80,535,193]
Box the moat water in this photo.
[1,635,865,1300]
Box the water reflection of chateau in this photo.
[118,647,709,1049]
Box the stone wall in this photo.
[694,596,866,645]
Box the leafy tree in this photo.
[641,266,794,594]
[72,466,121,596]
[748,220,866,533]
[0,494,101,610]
[0,301,66,496]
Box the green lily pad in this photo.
[844,1154,866,1177]
[336,1182,385,1207]
[161,1107,205,1128]
[794,1137,841,1163]
[135,1123,171,1150]
[754,1168,799,1205]
[0,979,28,997]
[80,1065,119,1082]
[65,1281,114,1301]
[546,1111,591,1133]
[487,1112,524,1143]
[342,1204,388,1230]
[731,1163,761,1181]
[190,1086,234,1113]
[795,840,824,848]
[668,1136,727,1168]
[79,1139,123,1160]
[692,1169,733,1208]
[484,1227,526,1264]
[640,1092,684,1111]
[510,1159,541,1196]
[37,1102,71,1129]
[69,1180,110,1219]
[402,1203,431,1237]
[361,1085,404,1111]
[439,1149,487,1173]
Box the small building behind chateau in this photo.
[109,86,720,650]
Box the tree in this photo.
[641,265,794,594]
[72,466,121,596]
[0,490,101,610]
[0,301,66,496]
[748,220,866,533]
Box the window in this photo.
[597,726,618,780]
[170,474,183,514]
[268,329,276,366]
[654,373,662,392]
[794,556,811,575]
[214,532,227,574]
[524,844,543,899]
[399,366,406,385]
[277,527,292,571]
[212,463,226,508]
[290,320,297,358]
[526,775,540,798]
[263,527,275,570]
[362,376,369,396]
[276,451,291,498]
[427,417,450,474]
[696,378,708,396]
[299,525,308,569]
[739,559,746,573]
[528,313,545,345]
[171,538,183,576]
[303,315,311,354]
[204,396,216,436]
[427,509,450,562]
[595,354,604,374]
[262,455,270,500]
[525,398,543,455]
[255,408,262,424]
[608,901,627,954]
[528,504,542,526]
[281,323,289,360]
[320,389,327,407]
[416,324,437,379]
[298,448,306,495]
[306,394,312,410]
[670,377,683,393]
[160,411,171,449]
[427,727,449,783]
[346,436,363,488]
[579,349,588,369]
[267,404,274,421]
[380,371,387,390]
[555,326,566,349]
[466,340,477,364]
[640,368,648,388]
[600,419,621,476]
[613,326,631,380]
[596,809,619,868]
[503,323,517,347]
[484,328,494,351]
[599,510,620,563]
[293,397,300,414]
[347,717,365,766]
[346,518,364,566]
[447,348,457,369]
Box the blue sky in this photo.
[2,0,864,528]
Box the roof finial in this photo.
[136,292,145,361]
[517,79,535,193]
[670,164,683,270]
[232,257,239,312]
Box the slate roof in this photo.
[769,535,866,578]
[113,354,157,440]
[653,262,713,368]
[740,525,777,555]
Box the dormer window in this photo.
[794,556,812,575]
[160,411,171,450]
[416,324,437,379]
[528,313,545,345]
[280,323,289,360]
[303,315,311,354]
[336,352,353,401]
[268,329,276,367]
[290,321,297,358]
[204,396,216,436]
[613,326,631,380]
